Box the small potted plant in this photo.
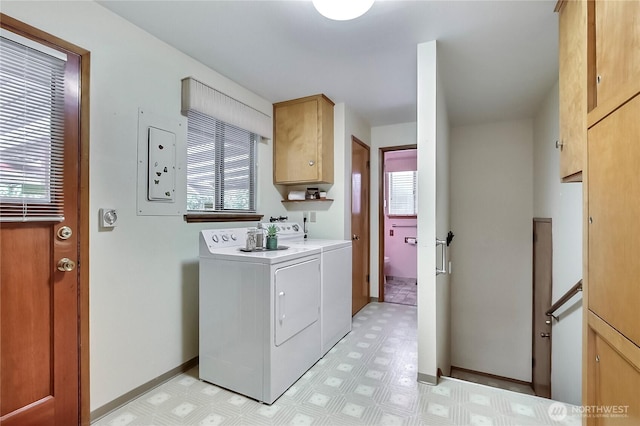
[266,224,278,250]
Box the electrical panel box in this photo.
[136,108,186,216]
[147,127,176,201]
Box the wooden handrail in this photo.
[546,280,583,318]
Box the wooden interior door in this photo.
[0,24,83,426]
[351,137,370,315]
[532,218,552,398]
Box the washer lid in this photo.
[200,244,320,264]
[288,239,352,251]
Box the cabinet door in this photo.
[588,93,640,347]
[594,0,640,108]
[587,330,640,426]
[274,98,320,184]
[558,0,586,181]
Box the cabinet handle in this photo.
[308,160,315,166]
[555,140,564,150]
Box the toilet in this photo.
[383,256,390,285]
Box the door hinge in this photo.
[533,231,537,243]
[532,357,536,368]
[366,274,370,283]
[366,161,370,169]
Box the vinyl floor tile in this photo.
[93,302,580,426]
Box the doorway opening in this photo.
[378,145,418,306]
[532,218,552,398]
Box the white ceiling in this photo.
[97,0,559,127]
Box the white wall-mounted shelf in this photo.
[281,198,333,204]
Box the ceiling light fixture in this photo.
[312,0,374,21]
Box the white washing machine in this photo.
[263,222,352,355]
[199,227,321,404]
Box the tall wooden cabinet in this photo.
[557,0,640,423]
[587,95,640,347]
[273,94,334,185]
[585,94,640,424]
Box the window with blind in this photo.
[0,33,66,222]
[387,170,418,216]
[181,77,271,217]
[186,110,257,212]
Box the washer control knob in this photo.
[230,233,237,241]
[222,235,229,242]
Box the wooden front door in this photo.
[0,20,84,426]
[532,218,552,398]
[351,137,370,315]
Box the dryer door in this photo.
[274,258,320,346]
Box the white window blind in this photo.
[186,110,257,212]
[181,77,272,140]
[0,34,66,222]
[388,171,418,216]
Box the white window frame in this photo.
[387,170,418,216]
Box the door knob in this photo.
[540,332,550,338]
[57,258,76,272]
[352,234,360,241]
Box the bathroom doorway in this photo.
[378,146,418,306]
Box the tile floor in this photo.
[383,277,417,306]
[94,303,580,426]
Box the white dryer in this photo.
[199,227,321,404]
[263,222,352,355]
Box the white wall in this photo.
[416,40,451,383]
[2,1,288,412]
[450,119,533,382]
[370,122,417,298]
[532,81,582,405]
[435,66,451,378]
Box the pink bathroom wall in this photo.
[384,149,418,279]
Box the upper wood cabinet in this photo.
[273,94,334,185]
[556,0,587,182]
[593,0,640,111]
